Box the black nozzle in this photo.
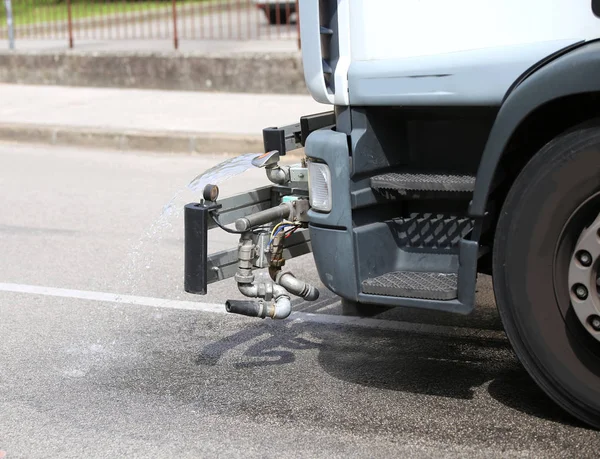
[225,300,265,318]
[202,184,219,202]
[184,203,210,295]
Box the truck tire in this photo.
[493,122,600,428]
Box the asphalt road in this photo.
[1,143,599,458]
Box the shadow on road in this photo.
[197,323,321,368]
[487,368,585,428]
[196,319,590,428]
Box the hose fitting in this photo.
[271,270,320,301]
[225,297,291,320]
[228,213,317,321]
[233,282,292,319]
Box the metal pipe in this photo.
[238,282,259,297]
[236,283,291,319]
[265,166,289,185]
[232,233,293,319]
[275,271,320,301]
[268,233,319,302]
[226,294,291,319]
[229,226,314,320]
[238,281,287,300]
[271,296,292,319]
[234,233,255,283]
[234,202,292,232]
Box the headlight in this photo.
[307,161,332,212]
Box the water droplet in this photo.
[117,153,261,296]
[187,152,261,192]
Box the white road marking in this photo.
[0,283,505,341]
[0,282,224,313]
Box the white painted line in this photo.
[0,283,505,341]
[0,283,225,315]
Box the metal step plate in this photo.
[362,271,458,300]
[391,214,473,249]
[371,173,475,193]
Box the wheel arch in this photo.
[471,40,600,219]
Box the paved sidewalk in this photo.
[0,84,327,153]
[4,39,298,54]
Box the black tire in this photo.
[493,123,600,428]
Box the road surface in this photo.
[1,143,598,458]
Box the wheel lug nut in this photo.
[574,284,589,300]
[577,250,593,267]
[590,315,600,332]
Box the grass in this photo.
[1,1,212,26]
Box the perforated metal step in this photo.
[362,271,458,300]
[391,214,473,249]
[371,173,475,194]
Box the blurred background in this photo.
[0,0,300,50]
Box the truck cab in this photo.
[185,1,600,429]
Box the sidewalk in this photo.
[0,84,326,153]
[4,39,298,54]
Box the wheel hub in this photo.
[568,212,600,342]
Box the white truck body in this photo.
[301,0,600,105]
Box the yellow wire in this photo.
[270,221,288,240]
[270,220,301,240]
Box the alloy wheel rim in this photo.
[568,212,600,342]
[554,191,600,345]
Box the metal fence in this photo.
[1,0,299,49]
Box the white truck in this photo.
[184,1,600,428]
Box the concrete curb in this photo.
[0,123,264,154]
[0,50,307,94]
